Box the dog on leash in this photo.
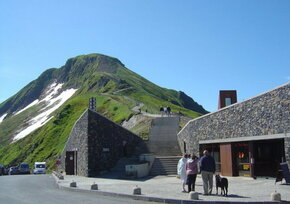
[215,174,228,196]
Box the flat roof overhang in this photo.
[199,132,290,144]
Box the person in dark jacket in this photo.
[160,107,164,116]
[199,150,216,195]
[167,106,171,116]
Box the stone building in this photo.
[60,109,143,177]
[178,82,290,177]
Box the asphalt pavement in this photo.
[54,173,290,203]
[0,174,158,204]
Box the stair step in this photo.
[149,156,180,176]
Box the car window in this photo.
[20,164,29,168]
[36,164,45,168]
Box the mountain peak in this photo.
[0,53,208,169]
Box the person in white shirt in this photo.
[177,154,188,192]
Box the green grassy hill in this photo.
[0,53,207,170]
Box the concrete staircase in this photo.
[150,156,180,176]
[146,117,181,176]
[106,117,182,178]
[146,117,181,156]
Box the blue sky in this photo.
[0,0,289,112]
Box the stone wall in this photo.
[87,109,141,177]
[60,111,89,176]
[178,82,290,164]
[61,109,142,177]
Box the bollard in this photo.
[91,183,98,190]
[70,181,77,188]
[133,186,141,195]
[188,191,199,200]
[271,191,281,201]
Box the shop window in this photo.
[234,142,250,176]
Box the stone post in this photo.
[133,186,141,195]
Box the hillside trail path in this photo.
[111,87,134,94]
[132,103,177,118]
[103,89,175,118]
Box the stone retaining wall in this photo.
[60,110,89,176]
[87,109,141,177]
[60,109,142,177]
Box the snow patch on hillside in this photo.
[14,99,39,116]
[13,83,62,116]
[0,113,7,123]
[42,82,63,103]
[13,83,77,141]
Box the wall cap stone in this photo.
[199,132,290,144]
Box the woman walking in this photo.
[186,155,199,192]
[177,154,188,192]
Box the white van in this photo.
[33,162,46,174]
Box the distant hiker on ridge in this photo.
[164,106,168,116]
[160,106,164,116]
[167,106,171,116]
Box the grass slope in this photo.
[0,93,135,170]
[0,53,207,171]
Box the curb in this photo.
[52,173,192,204]
[51,173,288,204]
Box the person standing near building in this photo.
[177,154,188,192]
[199,150,216,195]
[186,155,199,192]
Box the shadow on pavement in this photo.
[93,171,156,182]
[226,194,250,199]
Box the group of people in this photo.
[159,106,171,116]
[177,150,216,195]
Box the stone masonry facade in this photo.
[60,110,89,176]
[178,82,290,164]
[61,109,142,177]
[87,109,141,177]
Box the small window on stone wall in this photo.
[225,97,232,106]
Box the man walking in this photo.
[199,150,216,195]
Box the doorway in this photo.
[199,143,221,173]
[183,141,187,153]
[252,139,284,177]
[232,142,250,176]
[65,151,77,175]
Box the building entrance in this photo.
[199,144,221,173]
[232,142,251,177]
[252,139,284,177]
[199,138,285,177]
